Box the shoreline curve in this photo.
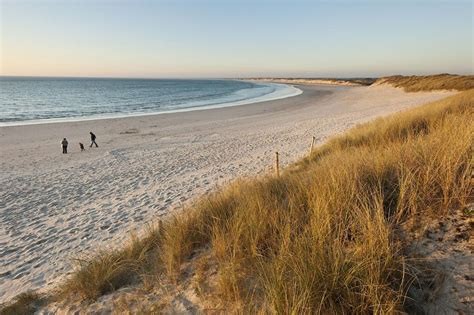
[0,82,302,127]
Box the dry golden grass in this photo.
[375,74,474,92]
[58,225,162,300]
[47,90,473,313]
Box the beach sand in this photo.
[0,84,455,303]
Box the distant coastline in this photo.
[248,77,377,86]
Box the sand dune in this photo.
[0,84,454,303]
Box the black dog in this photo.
[79,143,85,151]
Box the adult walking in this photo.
[61,138,68,154]
[90,131,98,148]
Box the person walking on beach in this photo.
[61,138,68,154]
[89,132,98,148]
[79,142,85,151]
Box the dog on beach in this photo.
[79,143,85,151]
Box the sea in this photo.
[0,77,301,126]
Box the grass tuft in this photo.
[59,225,161,300]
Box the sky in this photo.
[0,0,472,78]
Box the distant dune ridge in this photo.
[254,73,474,92]
[373,73,474,92]
[1,75,472,314]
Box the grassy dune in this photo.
[375,74,474,92]
[1,84,473,313]
[158,90,472,312]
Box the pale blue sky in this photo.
[0,0,472,78]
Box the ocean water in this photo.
[0,77,301,126]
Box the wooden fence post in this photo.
[275,151,280,177]
[309,136,316,155]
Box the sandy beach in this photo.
[0,83,455,303]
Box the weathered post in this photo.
[275,151,280,177]
[309,136,316,155]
